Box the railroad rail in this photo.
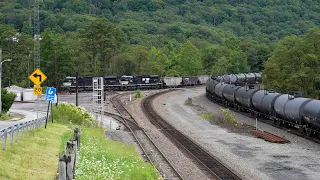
[110,94,183,180]
[142,90,241,180]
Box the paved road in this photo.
[0,92,97,131]
[0,109,46,130]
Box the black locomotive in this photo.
[62,75,212,91]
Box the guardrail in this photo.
[58,128,80,180]
[0,116,47,150]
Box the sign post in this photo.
[45,87,56,128]
[28,68,47,119]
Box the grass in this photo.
[0,113,14,121]
[75,128,159,180]
[220,108,238,125]
[200,113,216,121]
[0,123,71,180]
[0,103,159,179]
[185,97,192,105]
[135,89,143,98]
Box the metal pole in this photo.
[54,49,58,106]
[45,101,50,128]
[51,101,53,123]
[256,118,258,130]
[76,72,78,106]
[0,49,2,115]
[36,95,38,119]
[28,52,30,88]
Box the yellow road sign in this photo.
[33,85,42,95]
[29,68,47,85]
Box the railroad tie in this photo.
[251,130,290,144]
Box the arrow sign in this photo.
[29,68,47,85]
[33,73,42,82]
[48,89,54,95]
[46,87,56,102]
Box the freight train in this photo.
[206,74,320,138]
[62,75,213,91]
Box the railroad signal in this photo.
[29,68,47,86]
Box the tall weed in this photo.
[75,128,158,179]
[52,102,99,128]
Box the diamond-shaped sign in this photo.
[29,68,47,85]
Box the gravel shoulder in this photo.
[152,86,320,180]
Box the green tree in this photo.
[41,29,74,89]
[1,88,16,112]
[211,37,249,74]
[79,18,127,75]
[263,28,320,98]
[175,41,203,76]
[149,47,168,76]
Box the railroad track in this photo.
[142,90,241,180]
[110,94,183,180]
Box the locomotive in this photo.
[206,73,320,138]
[62,75,211,91]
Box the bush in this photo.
[185,97,192,105]
[135,89,143,98]
[200,113,216,121]
[2,88,16,112]
[220,108,238,125]
[52,102,99,128]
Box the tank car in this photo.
[302,100,320,136]
[222,85,241,104]
[303,100,320,128]
[235,74,246,85]
[244,73,256,84]
[254,73,262,83]
[256,91,281,117]
[222,74,237,84]
[234,86,259,112]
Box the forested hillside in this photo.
[0,0,320,97]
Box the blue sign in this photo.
[46,87,56,102]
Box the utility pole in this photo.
[0,49,12,115]
[76,72,78,106]
[54,50,57,88]
[34,0,40,119]
[34,0,40,69]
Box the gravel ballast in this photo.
[152,86,320,180]
[124,90,212,180]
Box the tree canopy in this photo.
[262,27,320,98]
[0,0,320,96]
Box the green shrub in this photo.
[200,113,216,121]
[52,102,99,128]
[135,89,143,98]
[2,88,16,112]
[220,108,238,125]
[185,97,192,105]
